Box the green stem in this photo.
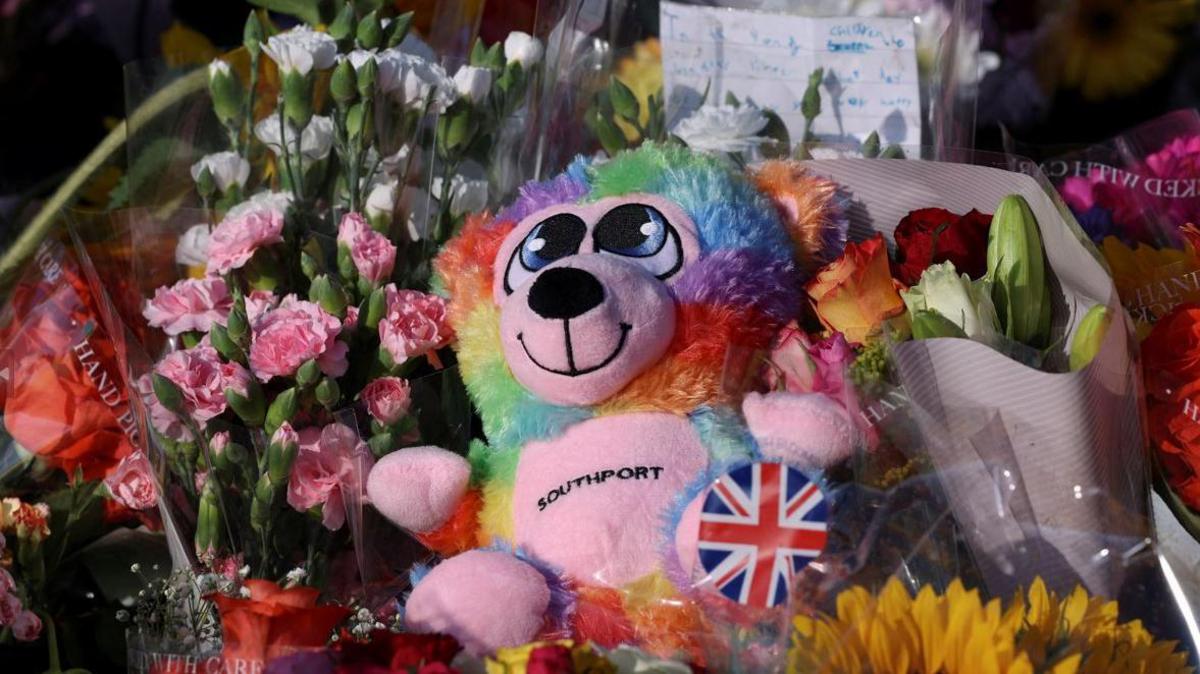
[38,610,62,674]
[277,103,302,203]
[243,53,260,160]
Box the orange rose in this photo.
[211,579,351,666]
[805,235,905,343]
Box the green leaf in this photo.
[327,2,357,42]
[469,39,487,66]
[356,10,382,50]
[862,131,881,158]
[724,91,740,107]
[880,144,906,159]
[385,11,414,48]
[587,110,626,157]
[609,77,640,123]
[485,42,505,69]
[759,109,791,159]
[246,0,333,26]
[353,0,384,14]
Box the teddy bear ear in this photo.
[750,160,850,275]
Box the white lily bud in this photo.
[504,31,544,68]
[452,65,492,104]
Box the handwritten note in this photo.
[660,1,921,147]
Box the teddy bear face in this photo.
[492,194,703,406]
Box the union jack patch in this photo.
[695,462,828,608]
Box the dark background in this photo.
[0,0,1197,243]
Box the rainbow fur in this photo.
[403,143,849,652]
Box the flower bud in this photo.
[194,166,216,199]
[225,380,266,427]
[309,274,349,317]
[1069,305,1111,371]
[283,71,315,131]
[365,286,386,330]
[227,304,250,346]
[384,11,413,48]
[315,377,341,408]
[987,194,1051,347]
[152,373,185,415]
[345,102,367,141]
[265,387,299,436]
[337,242,359,282]
[267,422,299,483]
[331,59,358,105]
[196,481,222,555]
[356,58,379,99]
[368,432,394,457]
[295,359,322,388]
[210,323,245,363]
[243,11,264,59]
[208,60,243,126]
[357,10,383,50]
[328,2,357,42]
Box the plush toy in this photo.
[366,144,855,655]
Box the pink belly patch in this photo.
[512,413,708,586]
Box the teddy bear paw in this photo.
[406,550,551,655]
[742,391,856,469]
[366,446,470,533]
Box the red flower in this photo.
[526,645,576,674]
[1144,303,1200,511]
[891,208,991,286]
[333,628,461,673]
[211,580,351,666]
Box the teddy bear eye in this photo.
[504,213,587,294]
[593,204,683,279]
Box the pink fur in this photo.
[366,446,470,533]
[512,413,709,585]
[742,392,856,468]
[500,256,676,406]
[405,550,550,655]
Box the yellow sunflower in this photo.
[789,577,1192,674]
[1042,0,1195,100]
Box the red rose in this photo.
[333,628,461,673]
[526,645,576,674]
[891,208,991,286]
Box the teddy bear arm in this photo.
[366,445,472,534]
[742,391,857,469]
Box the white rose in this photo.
[254,115,334,163]
[504,31,544,68]
[262,26,337,76]
[366,179,399,223]
[672,104,771,154]
[902,261,1001,341]
[190,151,250,193]
[225,191,293,220]
[174,224,211,267]
[400,186,439,241]
[452,65,492,104]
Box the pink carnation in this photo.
[12,610,41,642]
[287,424,374,531]
[0,568,13,594]
[210,431,230,456]
[1144,135,1200,179]
[361,376,412,426]
[763,323,853,409]
[154,344,231,424]
[249,296,348,382]
[104,451,159,510]
[143,277,232,335]
[0,592,20,625]
[244,290,279,325]
[378,286,452,365]
[207,209,285,275]
[272,422,299,448]
[338,212,396,284]
[343,305,360,331]
[221,361,252,398]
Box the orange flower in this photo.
[1100,233,1200,339]
[805,235,905,343]
[0,498,51,543]
[210,579,351,666]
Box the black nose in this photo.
[527,267,605,320]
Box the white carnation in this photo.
[254,115,335,163]
[190,151,250,192]
[174,224,211,267]
[672,104,771,154]
[452,65,492,104]
[262,26,337,76]
[503,31,544,68]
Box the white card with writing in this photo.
[660,1,922,146]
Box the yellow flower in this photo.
[1041,0,1195,100]
[486,640,574,674]
[614,38,663,140]
[1099,234,1200,339]
[788,577,1192,674]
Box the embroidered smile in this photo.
[517,322,632,376]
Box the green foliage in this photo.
[247,0,335,26]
